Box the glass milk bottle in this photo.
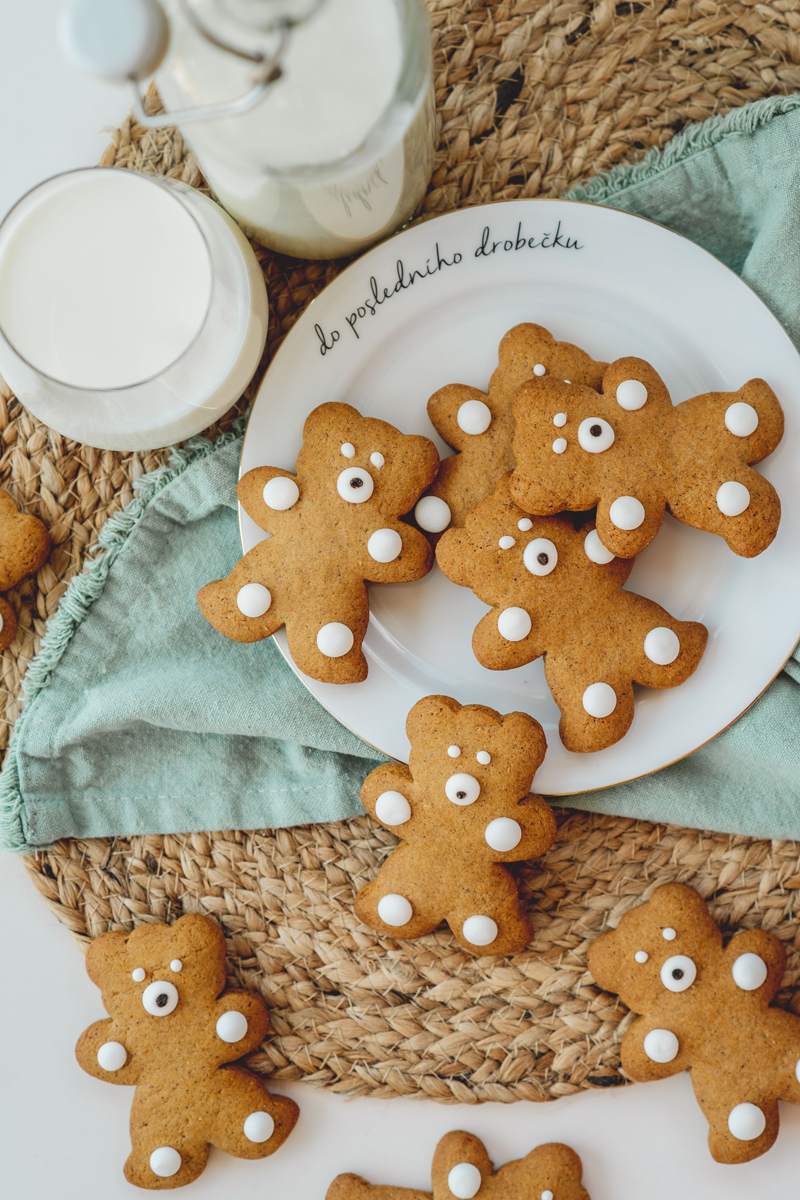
[62,0,436,260]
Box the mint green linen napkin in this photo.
[3,93,800,853]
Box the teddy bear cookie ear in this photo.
[430,1131,492,1199]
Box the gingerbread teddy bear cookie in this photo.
[588,882,800,1164]
[0,487,49,650]
[327,1131,589,1200]
[198,402,439,684]
[415,324,606,537]
[76,913,298,1189]
[436,474,708,753]
[511,357,783,559]
[354,694,556,955]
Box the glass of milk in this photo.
[0,166,268,450]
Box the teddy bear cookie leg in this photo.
[125,1092,211,1190]
[284,581,369,684]
[197,541,287,644]
[0,595,17,652]
[354,845,447,942]
[689,1067,780,1165]
[547,659,636,753]
[203,1064,299,1162]
[445,864,534,955]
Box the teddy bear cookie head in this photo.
[297,401,439,517]
[430,1132,589,1200]
[405,694,547,804]
[436,473,634,608]
[511,358,671,512]
[588,883,728,1014]
[85,913,246,1054]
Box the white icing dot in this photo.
[616,379,648,410]
[447,1161,482,1199]
[533,363,546,376]
[553,412,567,427]
[643,1028,680,1063]
[150,1147,182,1178]
[497,606,532,642]
[445,773,481,805]
[644,627,680,666]
[377,893,413,926]
[374,790,412,826]
[732,952,768,991]
[552,437,567,454]
[341,442,355,458]
[498,535,516,550]
[367,528,402,563]
[795,1056,800,1086]
[216,1010,248,1043]
[524,538,558,576]
[725,402,759,437]
[485,817,522,852]
[582,682,616,718]
[476,751,491,765]
[728,1102,766,1141]
[541,1192,554,1200]
[518,518,533,531]
[169,959,182,973]
[635,951,649,963]
[660,954,696,992]
[316,622,354,658]
[262,476,299,510]
[457,398,492,435]
[609,495,645,530]
[415,495,451,533]
[716,480,750,517]
[142,980,179,1016]
[0,613,4,633]
[243,1111,275,1143]
[236,583,271,618]
[132,968,146,983]
[578,417,615,453]
[448,745,461,758]
[662,927,677,940]
[337,466,373,503]
[462,915,498,946]
[370,451,385,468]
[584,528,615,564]
[97,1041,127,1072]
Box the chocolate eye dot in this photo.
[155,992,169,1008]
[590,424,602,437]
[350,477,363,488]
[456,790,466,799]
[537,552,549,565]
[672,968,684,981]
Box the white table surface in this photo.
[2,5,800,1197]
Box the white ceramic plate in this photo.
[241,199,800,793]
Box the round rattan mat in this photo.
[9,0,800,1103]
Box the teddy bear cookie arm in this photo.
[211,988,272,1060]
[427,383,491,454]
[0,488,50,590]
[75,1018,143,1086]
[327,1177,421,1200]
[197,538,287,644]
[358,521,433,585]
[237,465,304,531]
[360,762,417,827]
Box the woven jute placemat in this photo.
[9,0,800,1103]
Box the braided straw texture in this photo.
[9,0,800,1102]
